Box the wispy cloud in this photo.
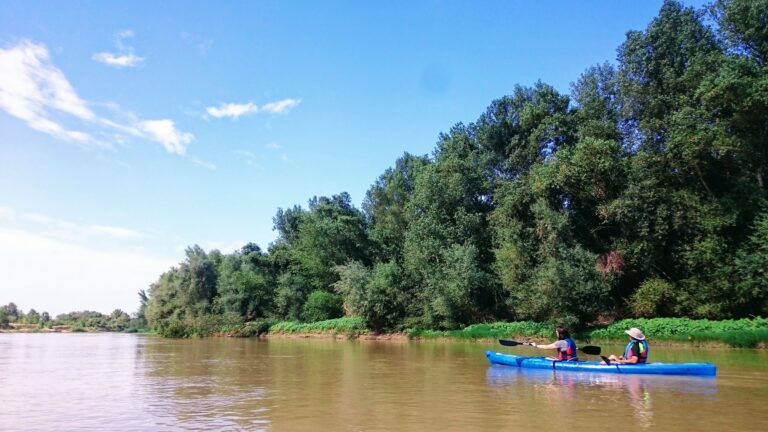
[265,142,281,150]
[138,119,193,155]
[92,30,144,68]
[235,150,260,168]
[261,98,301,114]
[0,206,142,240]
[206,102,258,119]
[0,40,194,155]
[0,40,101,146]
[205,98,301,119]
[191,156,216,170]
[92,52,144,68]
[88,224,142,239]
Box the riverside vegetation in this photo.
[132,0,768,342]
[5,1,768,347]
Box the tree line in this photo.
[143,0,768,336]
[0,302,135,332]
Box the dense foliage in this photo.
[141,0,768,336]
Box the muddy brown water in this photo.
[1,333,766,431]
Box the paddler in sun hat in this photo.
[605,327,649,364]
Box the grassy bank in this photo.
[409,317,768,348]
[159,316,768,348]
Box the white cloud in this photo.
[0,40,193,155]
[206,102,257,119]
[92,30,144,69]
[261,98,301,114]
[205,98,301,119]
[0,40,101,146]
[92,52,144,68]
[0,227,174,315]
[137,119,193,155]
[190,156,216,170]
[88,224,142,239]
[265,142,281,150]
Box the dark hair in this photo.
[556,326,570,340]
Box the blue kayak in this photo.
[485,351,716,377]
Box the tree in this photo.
[363,153,430,263]
[286,193,370,292]
[474,82,574,179]
[26,308,40,324]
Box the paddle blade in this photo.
[580,345,601,356]
[498,339,525,347]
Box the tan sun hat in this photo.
[625,328,646,340]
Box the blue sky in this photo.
[0,0,708,315]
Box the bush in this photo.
[234,318,276,337]
[631,278,676,317]
[333,261,372,315]
[159,319,190,338]
[302,291,344,322]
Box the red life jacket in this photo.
[557,338,578,361]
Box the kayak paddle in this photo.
[498,339,602,356]
[498,339,534,347]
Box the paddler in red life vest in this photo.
[605,327,649,364]
[530,326,578,361]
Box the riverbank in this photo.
[0,323,76,333]
[6,317,767,349]
[231,316,768,349]
[0,323,147,334]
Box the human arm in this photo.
[531,340,565,350]
[609,344,640,364]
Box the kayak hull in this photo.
[485,351,716,377]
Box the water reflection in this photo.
[137,337,272,431]
[487,365,717,429]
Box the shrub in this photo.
[333,261,372,315]
[302,290,344,322]
[159,319,190,338]
[235,318,276,337]
[631,278,676,317]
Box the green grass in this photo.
[269,316,366,334]
[586,317,768,348]
[407,321,552,339]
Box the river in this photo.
[1,333,766,431]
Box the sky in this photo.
[0,0,709,316]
